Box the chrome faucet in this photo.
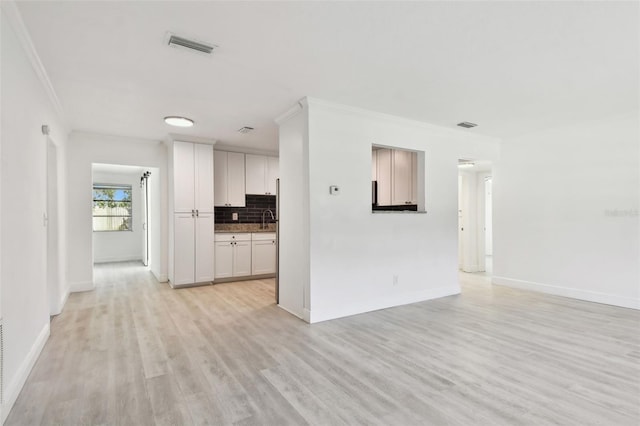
[261,209,275,229]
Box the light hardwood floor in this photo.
[6,262,640,425]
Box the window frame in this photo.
[92,183,133,232]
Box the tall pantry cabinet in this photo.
[169,141,215,287]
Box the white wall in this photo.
[0,4,68,421]
[92,170,143,263]
[278,98,500,323]
[66,132,168,290]
[493,111,640,309]
[276,105,310,320]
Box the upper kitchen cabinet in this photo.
[173,141,214,213]
[214,151,246,207]
[391,149,417,206]
[245,154,279,195]
[373,147,418,207]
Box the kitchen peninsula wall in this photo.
[214,194,276,224]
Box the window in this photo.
[372,145,425,213]
[92,184,132,231]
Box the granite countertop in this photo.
[215,223,276,233]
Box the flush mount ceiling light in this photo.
[458,161,475,168]
[457,122,478,129]
[164,116,194,127]
[237,126,254,134]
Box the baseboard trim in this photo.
[276,303,305,322]
[50,287,70,316]
[309,285,460,324]
[93,256,142,264]
[151,271,168,283]
[69,280,94,292]
[1,322,50,424]
[492,276,640,310]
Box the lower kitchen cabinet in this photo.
[251,233,276,275]
[214,233,252,279]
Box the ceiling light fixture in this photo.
[164,116,194,127]
[457,122,478,129]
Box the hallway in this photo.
[6,263,640,425]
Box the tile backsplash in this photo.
[215,194,276,224]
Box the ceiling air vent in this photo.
[457,122,478,129]
[167,33,216,55]
[237,127,254,134]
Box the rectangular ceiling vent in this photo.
[457,122,478,129]
[237,126,254,134]
[167,33,216,55]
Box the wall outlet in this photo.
[393,275,399,286]
[232,212,238,221]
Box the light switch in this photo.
[329,185,340,195]
[232,212,238,221]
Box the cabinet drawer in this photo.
[214,233,251,242]
[251,232,276,241]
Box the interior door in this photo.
[141,179,148,266]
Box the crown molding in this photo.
[1,1,69,132]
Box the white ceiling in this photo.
[17,1,639,151]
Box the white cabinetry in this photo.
[174,142,214,212]
[251,233,276,275]
[171,141,214,286]
[214,151,246,207]
[245,154,279,195]
[215,233,252,279]
[392,149,417,205]
[374,148,417,206]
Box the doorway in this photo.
[46,137,61,315]
[91,164,160,279]
[458,159,493,275]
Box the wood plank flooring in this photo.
[6,262,640,425]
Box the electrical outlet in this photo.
[393,275,398,286]
[232,212,238,221]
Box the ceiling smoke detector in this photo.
[457,122,478,129]
[237,126,254,134]
[166,33,216,55]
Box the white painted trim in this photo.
[152,271,168,283]
[69,280,94,293]
[93,256,142,264]
[274,101,305,125]
[277,303,305,321]
[0,1,68,132]
[49,287,70,316]
[1,322,50,424]
[309,286,460,324]
[304,97,499,143]
[493,276,640,310]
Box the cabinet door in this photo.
[195,212,214,282]
[226,152,246,207]
[233,240,252,277]
[392,149,413,205]
[376,149,392,206]
[371,150,377,181]
[195,143,214,213]
[174,142,195,212]
[410,152,418,204]
[266,157,279,195]
[245,154,266,195]
[214,241,233,279]
[173,213,195,285]
[214,151,228,207]
[252,240,276,275]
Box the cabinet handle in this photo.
[196,209,199,217]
